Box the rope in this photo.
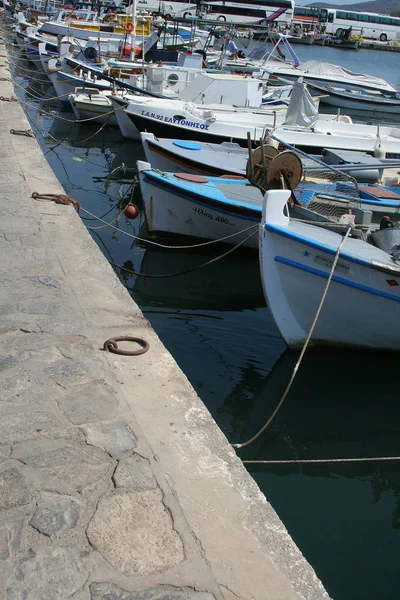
[80,206,259,249]
[243,456,400,465]
[10,128,35,137]
[109,230,257,278]
[0,95,18,101]
[232,225,353,450]
[16,88,125,124]
[30,187,259,249]
[32,191,81,215]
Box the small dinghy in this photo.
[259,187,400,351]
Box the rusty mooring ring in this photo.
[103,336,149,356]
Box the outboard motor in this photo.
[370,217,400,256]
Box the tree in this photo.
[391,10,400,16]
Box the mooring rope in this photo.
[232,226,353,450]
[243,456,400,465]
[31,187,259,249]
[109,230,257,278]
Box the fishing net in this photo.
[250,134,363,222]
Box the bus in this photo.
[293,6,327,26]
[198,0,294,26]
[325,9,400,41]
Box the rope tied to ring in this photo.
[0,95,18,102]
[10,128,35,138]
[103,336,149,356]
[31,192,81,215]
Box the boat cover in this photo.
[301,60,395,92]
[283,78,318,128]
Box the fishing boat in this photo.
[307,82,400,116]
[136,146,363,248]
[39,10,152,42]
[137,142,400,247]
[259,187,400,351]
[125,83,400,156]
[141,132,400,186]
[141,132,248,176]
[211,33,398,96]
[137,160,261,248]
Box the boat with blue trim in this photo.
[259,188,400,351]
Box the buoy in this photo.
[124,21,134,33]
[374,139,386,160]
[374,125,386,160]
[124,203,139,219]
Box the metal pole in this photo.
[130,0,136,61]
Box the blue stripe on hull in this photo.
[266,223,373,268]
[275,255,400,303]
[143,174,260,222]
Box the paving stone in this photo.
[23,275,62,289]
[113,453,157,491]
[83,424,137,457]
[37,318,85,336]
[5,546,90,600]
[0,411,61,443]
[0,469,30,510]
[0,304,17,316]
[87,490,184,576]
[89,583,215,600]
[57,381,118,425]
[0,355,17,371]
[0,513,25,560]
[0,319,40,335]
[16,346,63,364]
[30,492,86,536]
[21,299,62,316]
[44,359,93,387]
[17,440,113,492]
[0,370,39,404]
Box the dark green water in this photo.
[10,41,400,599]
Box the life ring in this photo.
[124,21,134,33]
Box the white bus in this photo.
[325,9,400,42]
[198,0,294,26]
[137,0,197,19]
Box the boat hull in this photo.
[69,94,118,126]
[138,162,259,248]
[260,190,400,350]
[125,108,400,157]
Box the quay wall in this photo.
[0,27,330,600]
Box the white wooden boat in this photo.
[141,132,248,176]
[126,94,400,157]
[259,188,400,350]
[137,143,400,248]
[307,82,400,116]
[137,160,262,249]
[211,34,398,96]
[69,89,118,126]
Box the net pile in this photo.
[274,137,362,221]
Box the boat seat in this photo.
[371,226,400,254]
[215,183,264,206]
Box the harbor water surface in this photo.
[12,41,400,600]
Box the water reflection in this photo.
[237,348,400,600]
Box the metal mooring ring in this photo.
[103,336,149,356]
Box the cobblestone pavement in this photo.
[0,25,330,600]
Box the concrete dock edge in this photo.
[0,30,330,600]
